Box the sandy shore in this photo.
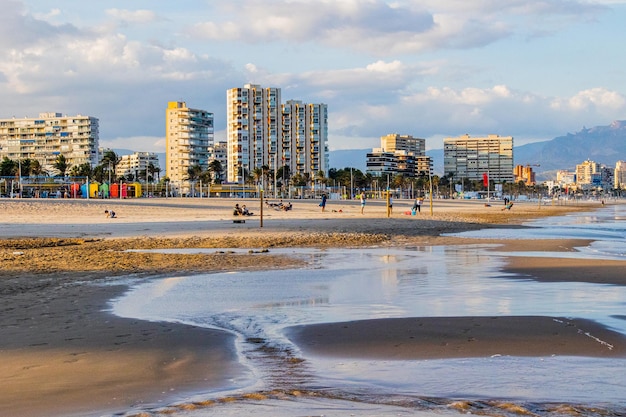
[0,197,623,416]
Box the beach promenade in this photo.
[1,197,624,417]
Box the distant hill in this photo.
[515,120,626,179]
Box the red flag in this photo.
[482,173,489,186]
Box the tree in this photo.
[252,167,264,186]
[28,159,44,177]
[53,155,70,177]
[147,163,160,183]
[290,173,307,187]
[100,150,120,182]
[0,157,16,176]
[315,170,327,187]
[69,163,92,178]
[185,164,203,182]
[208,160,223,184]
[276,165,290,188]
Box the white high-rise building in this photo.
[282,100,329,178]
[0,112,99,170]
[615,160,626,190]
[165,101,213,189]
[226,84,281,183]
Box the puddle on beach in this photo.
[112,206,626,416]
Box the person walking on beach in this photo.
[360,193,366,214]
[320,194,327,212]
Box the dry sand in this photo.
[0,197,623,416]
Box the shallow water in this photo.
[112,204,626,416]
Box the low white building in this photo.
[116,152,160,182]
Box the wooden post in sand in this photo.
[260,190,264,228]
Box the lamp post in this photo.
[428,167,433,216]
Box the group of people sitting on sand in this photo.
[265,200,292,211]
[233,204,253,216]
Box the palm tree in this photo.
[252,167,264,187]
[147,163,160,183]
[185,164,203,182]
[53,154,70,177]
[28,160,45,178]
[208,160,223,184]
[100,150,119,183]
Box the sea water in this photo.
[112,204,626,416]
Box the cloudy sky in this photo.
[2,0,625,155]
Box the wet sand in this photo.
[287,316,626,359]
[0,197,623,416]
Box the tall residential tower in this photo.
[227,84,329,184]
[282,100,329,179]
[226,84,281,183]
[165,101,213,190]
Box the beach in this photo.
[1,197,624,417]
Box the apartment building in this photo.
[514,165,536,185]
[282,100,329,178]
[116,152,160,182]
[165,101,213,188]
[207,141,228,183]
[0,112,99,170]
[366,134,430,178]
[226,84,329,184]
[575,159,601,188]
[380,133,425,155]
[443,134,514,183]
[226,84,281,183]
[615,160,626,190]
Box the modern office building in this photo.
[116,152,160,182]
[366,134,430,178]
[226,84,282,183]
[282,100,329,178]
[0,112,99,170]
[165,101,214,189]
[443,134,514,183]
[615,160,626,190]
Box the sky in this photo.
[2,0,626,155]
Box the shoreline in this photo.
[1,198,624,416]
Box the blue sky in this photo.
[2,0,625,154]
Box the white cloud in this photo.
[557,88,626,111]
[105,9,159,24]
[185,0,606,55]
